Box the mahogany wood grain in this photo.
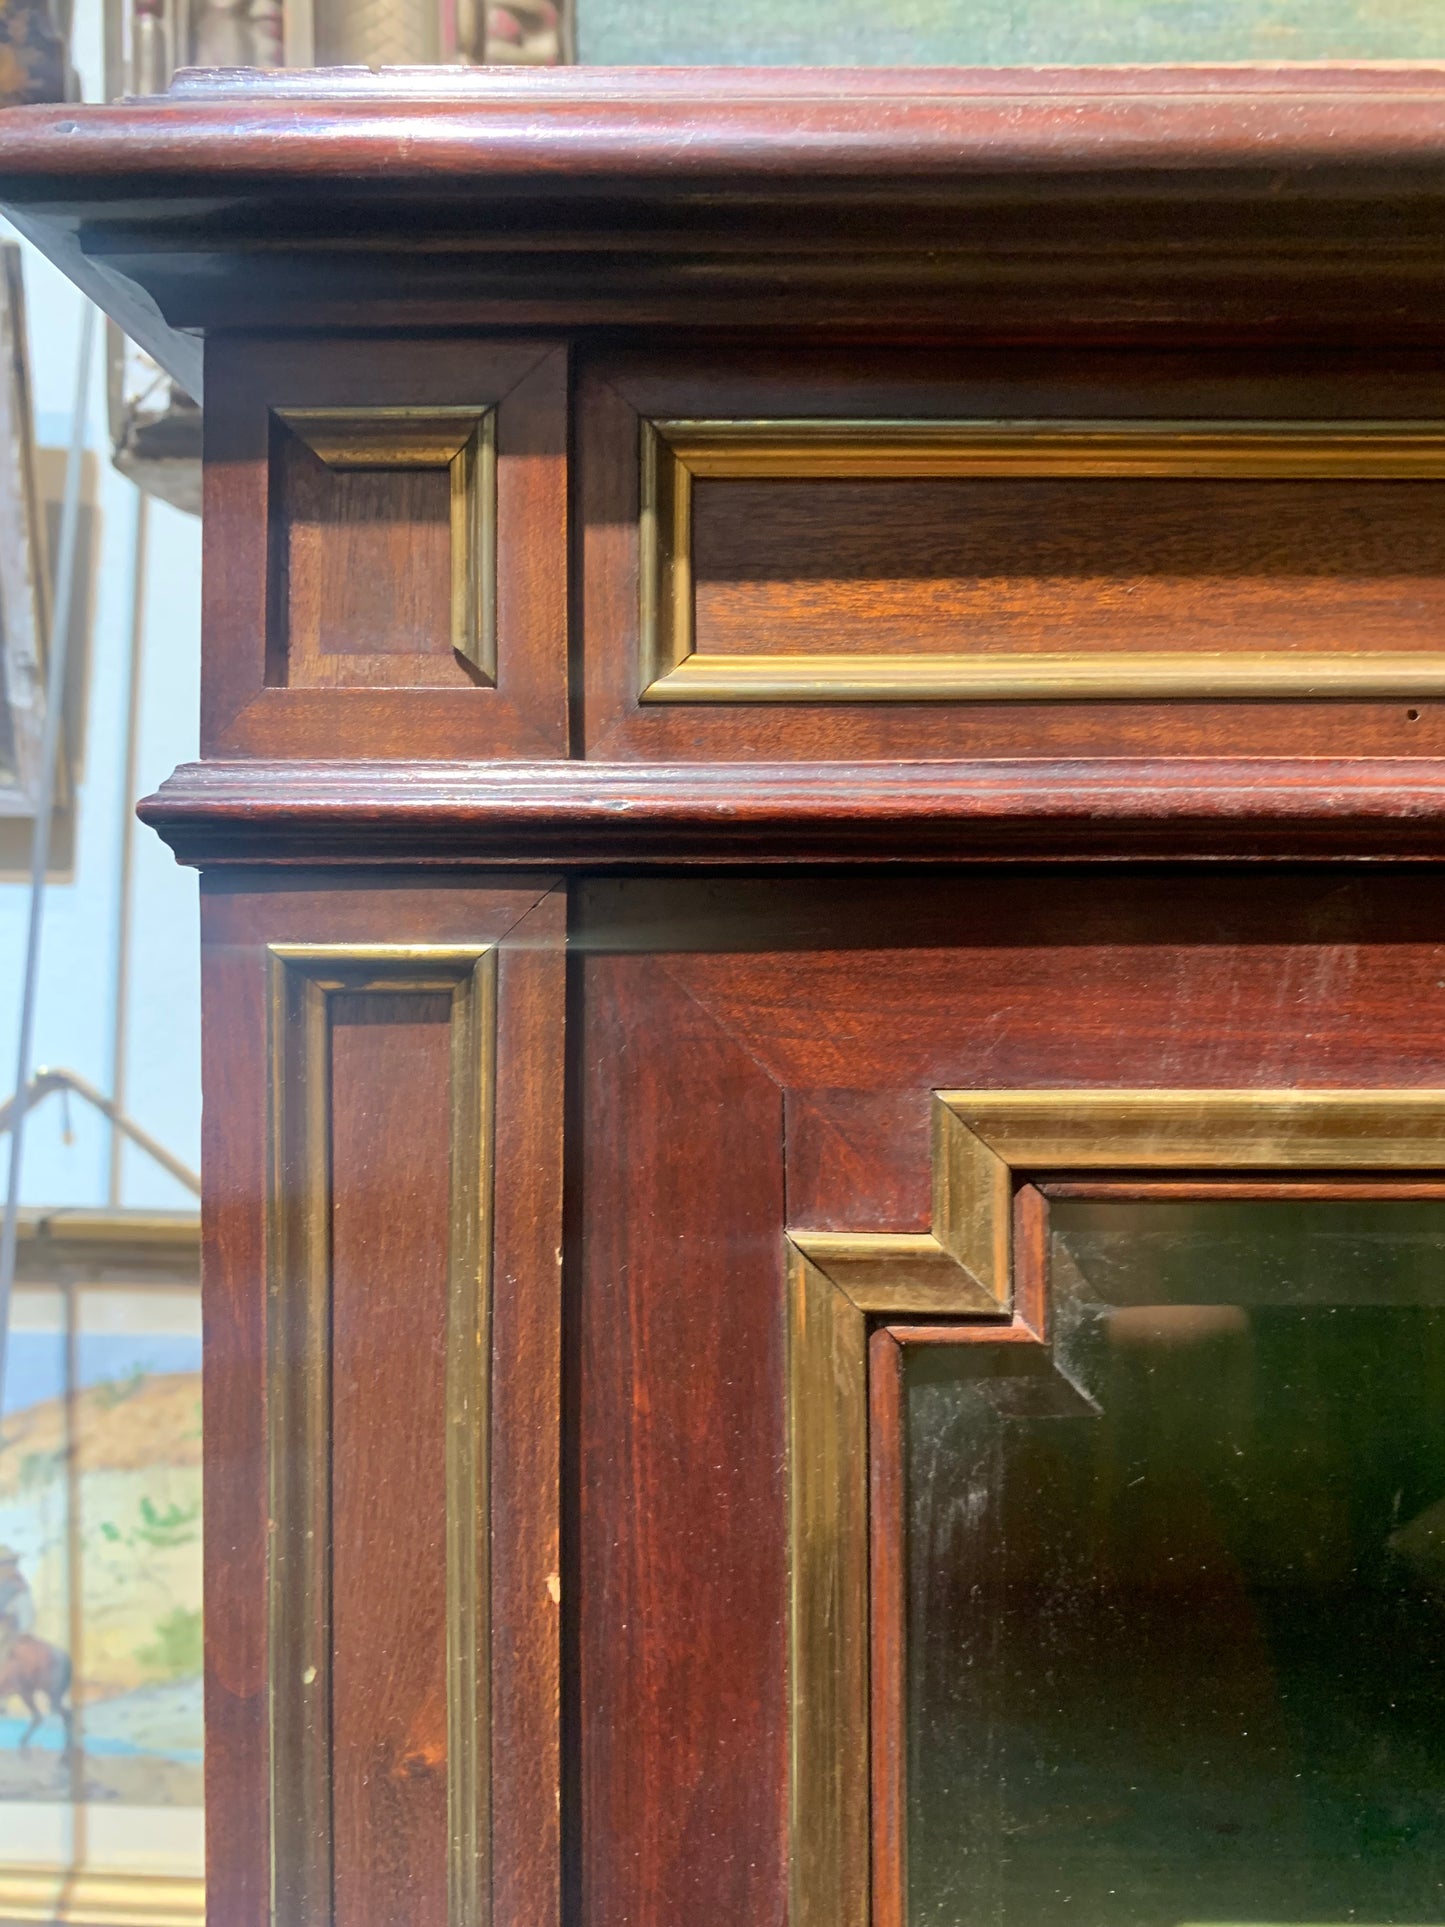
[13,71,1445,367]
[1012,1184,1049,1341]
[576,954,788,1927]
[139,758,1445,867]
[329,990,453,1927]
[491,890,567,1927]
[582,347,1445,763]
[692,475,1445,662]
[570,870,1445,1370]
[275,447,463,689]
[786,1089,932,1234]
[884,1322,1050,1346]
[200,876,559,1927]
[200,882,270,1927]
[571,867,1445,1927]
[587,872,1445,1099]
[43,64,1445,1927]
[203,337,567,761]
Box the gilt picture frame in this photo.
[0,1209,204,1927]
[0,241,48,821]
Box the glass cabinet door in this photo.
[903,1194,1445,1927]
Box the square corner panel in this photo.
[202,339,568,760]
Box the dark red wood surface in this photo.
[138,759,1445,867]
[203,337,568,761]
[10,68,1445,380]
[38,62,1445,1927]
[491,890,567,1927]
[580,345,1445,764]
[576,953,789,1927]
[568,867,1445,1927]
[329,991,453,1927]
[200,877,562,1927]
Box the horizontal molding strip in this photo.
[649,652,1445,703]
[141,758,1445,866]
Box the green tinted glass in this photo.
[906,1199,1445,1927]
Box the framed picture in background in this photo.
[0,240,49,824]
[0,1211,203,1927]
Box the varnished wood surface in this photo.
[691,475,1445,662]
[59,60,1445,1927]
[201,876,563,1927]
[570,869,1445,1927]
[142,758,1445,866]
[577,955,789,1927]
[583,344,1445,762]
[10,69,1445,373]
[12,64,1445,184]
[277,452,463,690]
[491,891,566,1927]
[204,337,568,762]
[328,991,453,1927]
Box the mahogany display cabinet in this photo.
[10,65,1445,1927]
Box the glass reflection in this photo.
[906,1198,1445,1927]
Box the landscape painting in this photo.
[579,0,1445,67]
[0,1272,202,1811]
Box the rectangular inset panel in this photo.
[270,410,494,691]
[267,945,493,1927]
[642,420,1445,701]
[330,991,453,1927]
[903,1195,1445,1927]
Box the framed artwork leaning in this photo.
[0,1210,203,1927]
[0,241,47,823]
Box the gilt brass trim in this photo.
[939,1087,1445,1171]
[639,418,1445,703]
[786,1085,1445,1927]
[276,407,498,680]
[266,943,496,1927]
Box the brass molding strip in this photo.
[276,407,498,681]
[792,1097,1009,1315]
[940,1087,1445,1169]
[650,650,1445,703]
[266,943,496,1927]
[639,418,1445,703]
[786,1086,1445,1927]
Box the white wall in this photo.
[0,0,203,1210]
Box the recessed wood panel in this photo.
[644,419,1445,701]
[266,945,494,1927]
[329,990,454,1927]
[201,880,564,1927]
[272,442,471,690]
[204,338,568,760]
[690,474,1445,662]
[581,348,1445,759]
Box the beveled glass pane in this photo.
[906,1198,1445,1927]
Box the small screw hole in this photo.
[1407,709,1421,722]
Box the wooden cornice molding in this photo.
[139,757,1445,867]
[7,68,1445,380]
